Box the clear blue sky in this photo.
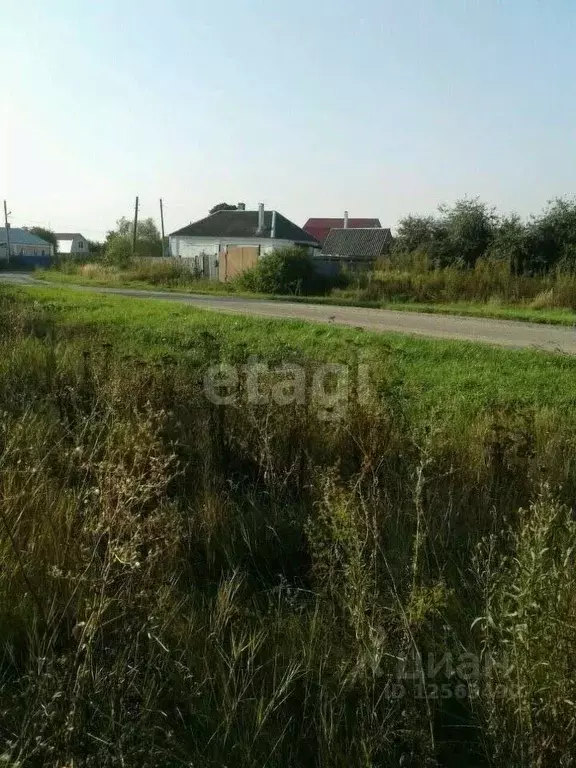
[2,0,575,240]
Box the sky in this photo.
[1,0,575,241]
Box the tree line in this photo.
[393,197,576,275]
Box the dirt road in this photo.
[2,272,575,354]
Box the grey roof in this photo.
[55,232,85,240]
[321,228,393,259]
[170,210,319,245]
[0,227,54,247]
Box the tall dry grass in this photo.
[341,259,576,308]
[1,291,576,765]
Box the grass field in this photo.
[36,260,576,326]
[17,283,576,416]
[2,284,576,766]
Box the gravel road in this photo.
[2,271,575,354]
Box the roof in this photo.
[170,210,319,245]
[321,228,393,259]
[0,227,54,247]
[55,233,85,240]
[304,218,382,245]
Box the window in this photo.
[78,240,84,249]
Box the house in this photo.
[318,227,393,273]
[169,204,319,280]
[55,233,89,256]
[303,213,382,246]
[0,227,55,266]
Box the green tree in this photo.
[393,198,497,269]
[26,227,58,252]
[104,234,132,267]
[487,214,529,275]
[392,214,447,266]
[87,239,104,256]
[439,198,497,268]
[528,198,576,274]
[105,217,162,260]
[209,203,238,214]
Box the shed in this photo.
[316,227,393,274]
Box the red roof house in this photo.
[303,217,382,246]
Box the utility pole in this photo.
[132,196,139,257]
[159,198,166,257]
[3,200,11,264]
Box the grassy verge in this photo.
[15,283,576,416]
[36,265,576,326]
[2,284,576,766]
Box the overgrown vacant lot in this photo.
[37,257,576,326]
[2,285,576,767]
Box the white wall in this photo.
[58,237,87,255]
[169,236,313,259]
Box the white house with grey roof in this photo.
[169,203,319,280]
[55,233,88,255]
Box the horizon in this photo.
[3,0,575,242]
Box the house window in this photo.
[78,241,84,249]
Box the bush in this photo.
[238,247,322,295]
[105,234,133,267]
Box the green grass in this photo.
[3,284,576,766]
[36,267,576,326]
[14,283,576,419]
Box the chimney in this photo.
[271,210,277,239]
[343,210,349,229]
[257,202,265,234]
[237,202,246,210]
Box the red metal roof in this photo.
[303,218,382,245]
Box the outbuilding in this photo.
[316,227,393,274]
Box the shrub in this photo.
[474,487,576,764]
[238,247,321,294]
[104,234,133,267]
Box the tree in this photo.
[528,198,576,274]
[487,214,529,275]
[392,214,447,267]
[439,198,498,269]
[392,198,497,269]
[87,239,104,256]
[26,226,58,252]
[209,203,238,215]
[105,234,133,267]
[105,216,162,260]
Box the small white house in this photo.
[169,204,319,280]
[56,233,89,256]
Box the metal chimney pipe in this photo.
[271,210,277,239]
[343,210,349,229]
[257,203,265,234]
